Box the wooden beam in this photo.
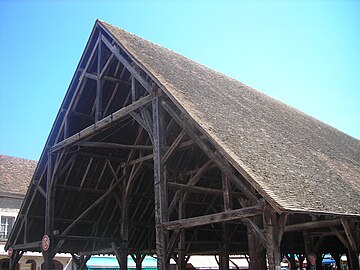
[9,241,42,250]
[76,141,153,150]
[284,219,341,232]
[162,130,186,165]
[51,94,153,152]
[341,218,357,251]
[162,205,263,230]
[168,182,224,195]
[103,75,131,85]
[161,100,259,205]
[60,169,125,236]
[101,35,153,94]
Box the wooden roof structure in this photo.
[6,20,360,270]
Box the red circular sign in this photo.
[8,247,13,257]
[41,235,50,252]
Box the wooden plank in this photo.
[284,219,341,232]
[162,205,263,230]
[76,141,153,150]
[51,93,153,152]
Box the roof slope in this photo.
[100,21,360,216]
[0,155,37,195]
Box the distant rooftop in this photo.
[0,155,37,196]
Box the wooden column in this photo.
[9,250,23,270]
[153,90,170,270]
[131,253,145,270]
[220,224,230,270]
[264,207,281,270]
[177,194,186,270]
[43,151,56,270]
[112,242,128,270]
[347,251,360,270]
[119,195,129,270]
[248,230,266,270]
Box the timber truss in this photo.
[6,21,360,270]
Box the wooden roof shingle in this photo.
[100,21,360,216]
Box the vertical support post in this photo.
[222,173,231,212]
[95,32,103,122]
[264,207,281,270]
[220,223,229,270]
[178,193,186,270]
[120,194,129,270]
[44,151,55,270]
[153,89,169,270]
[347,251,360,270]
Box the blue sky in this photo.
[0,0,359,161]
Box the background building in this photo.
[0,155,70,270]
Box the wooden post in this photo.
[220,223,230,270]
[347,250,360,270]
[264,207,281,270]
[153,90,170,270]
[131,253,145,270]
[178,194,186,270]
[248,230,266,270]
[43,151,55,270]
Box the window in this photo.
[0,216,15,240]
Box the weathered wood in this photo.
[152,92,170,270]
[9,241,42,250]
[112,242,128,270]
[263,207,281,270]
[127,154,154,166]
[162,130,186,165]
[277,213,288,242]
[284,219,341,232]
[103,75,131,85]
[101,34,153,94]
[51,94,153,152]
[60,169,125,236]
[222,173,231,212]
[329,226,349,249]
[57,36,100,142]
[76,141,153,150]
[341,219,357,252]
[168,182,224,195]
[95,33,103,122]
[163,205,263,230]
[99,53,115,79]
[169,160,213,214]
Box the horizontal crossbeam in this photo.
[162,205,263,230]
[51,94,153,152]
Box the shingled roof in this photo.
[0,155,37,196]
[100,21,360,216]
